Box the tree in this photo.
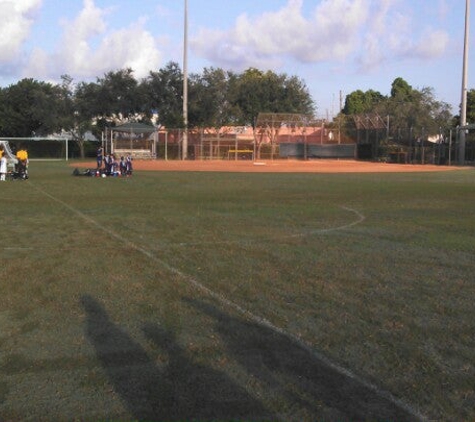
[96,68,143,121]
[390,77,414,100]
[342,89,385,115]
[376,84,452,139]
[142,62,184,128]
[188,67,239,129]
[232,68,314,128]
[57,75,97,158]
[0,78,66,137]
[341,77,452,141]
[230,69,314,158]
[74,80,105,122]
[466,89,475,124]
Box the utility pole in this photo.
[459,0,470,165]
[182,0,189,159]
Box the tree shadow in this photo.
[185,297,422,422]
[81,294,272,421]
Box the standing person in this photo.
[0,150,6,181]
[119,156,126,176]
[110,154,118,176]
[16,147,28,178]
[125,153,133,176]
[103,153,111,175]
[96,146,103,169]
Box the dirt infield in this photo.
[77,159,465,173]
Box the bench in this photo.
[227,149,254,159]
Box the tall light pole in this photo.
[182,0,189,159]
[459,0,470,165]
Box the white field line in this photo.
[30,182,426,421]
[2,205,364,252]
[175,206,366,248]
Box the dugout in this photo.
[108,122,158,159]
[280,143,356,159]
[155,128,254,160]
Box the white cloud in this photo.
[354,0,401,70]
[192,0,371,70]
[397,29,449,60]
[309,0,370,61]
[358,1,449,70]
[0,0,454,88]
[357,34,385,71]
[191,0,450,73]
[22,0,162,81]
[90,23,162,78]
[0,0,42,62]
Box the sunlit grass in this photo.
[0,161,473,421]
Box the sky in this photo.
[0,0,472,119]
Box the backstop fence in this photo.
[3,116,473,165]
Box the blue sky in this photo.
[0,0,472,119]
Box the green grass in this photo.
[0,161,474,421]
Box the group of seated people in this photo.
[95,148,133,177]
[74,150,134,178]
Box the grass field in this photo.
[0,161,474,421]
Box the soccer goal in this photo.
[0,137,77,161]
[0,141,18,167]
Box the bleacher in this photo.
[113,149,155,160]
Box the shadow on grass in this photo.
[81,294,272,421]
[186,298,423,422]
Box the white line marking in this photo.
[4,247,34,251]
[289,205,365,237]
[30,182,426,421]
[1,207,363,251]
[176,206,366,248]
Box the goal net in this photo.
[0,141,18,164]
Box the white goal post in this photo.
[0,141,18,165]
[0,137,72,161]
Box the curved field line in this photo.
[2,206,366,252]
[289,205,365,236]
[175,205,366,248]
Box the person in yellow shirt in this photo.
[15,148,29,179]
[16,148,28,161]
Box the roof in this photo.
[112,122,157,134]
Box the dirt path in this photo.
[75,159,465,174]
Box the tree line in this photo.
[0,63,314,141]
[340,77,474,140]
[0,62,472,144]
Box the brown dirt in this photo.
[76,159,465,173]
